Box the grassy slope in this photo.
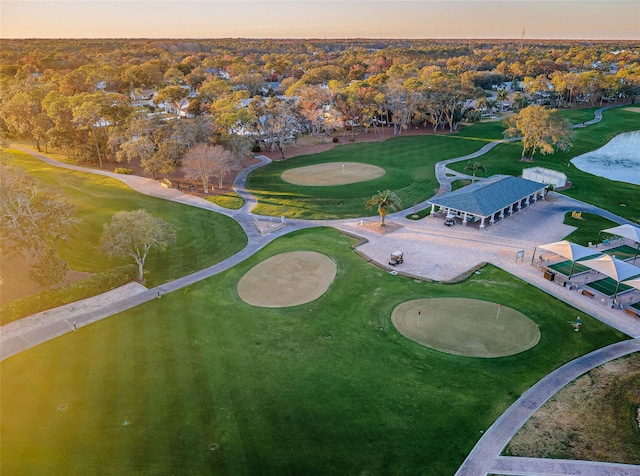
[0,228,627,475]
[4,149,247,288]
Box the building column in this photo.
[480,217,486,229]
[430,203,436,215]
[462,212,468,225]
[499,209,505,220]
[509,203,514,215]
[525,195,530,206]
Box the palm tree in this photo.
[512,92,529,111]
[463,160,487,183]
[496,88,509,112]
[364,190,402,226]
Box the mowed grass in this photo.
[246,133,497,219]
[448,106,640,223]
[5,149,247,288]
[0,228,628,476]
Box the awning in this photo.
[579,254,640,298]
[601,224,640,243]
[601,223,640,262]
[537,240,598,262]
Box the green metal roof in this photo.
[428,175,547,217]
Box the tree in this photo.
[247,96,301,160]
[182,143,235,193]
[503,105,573,160]
[101,209,176,282]
[1,158,76,286]
[496,88,509,112]
[364,190,402,226]
[116,135,156,166]
[463,160,487,183]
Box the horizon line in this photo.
[4,36,639,41]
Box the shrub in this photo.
[0,265,138,325]
[114,167,132,174]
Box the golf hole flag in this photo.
[496,303,503,319]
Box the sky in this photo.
[2,0,639,40]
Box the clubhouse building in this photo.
[427,175,548,229]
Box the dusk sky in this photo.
[2,0,639,40]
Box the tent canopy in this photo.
[602,224,640,243]
[622,277,640,292]
[537,240,600,262]
[579,254,640,282]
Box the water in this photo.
[570,131,640,185]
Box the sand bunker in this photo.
[391,298,540,358]
[570,131,640,185]
[281,162,385,186]
[237,251,337,307]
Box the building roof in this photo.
[428,175,547,217]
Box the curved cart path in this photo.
[3,105,639,476]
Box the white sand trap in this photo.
[570,131,640,185]
[281,162,385,186]
[237,251,337,307]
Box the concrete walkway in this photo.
[3,106,639,475]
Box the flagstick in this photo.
[496,303,502,319]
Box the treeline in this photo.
[1,38,638,173]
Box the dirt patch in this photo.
[281,162,385,186]
[622,107,640,113]
[391,298,540,358]
[357,220,403,234]
[237,251,337,308]
[505,353,640,464]
[0,253,92,306]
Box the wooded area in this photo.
[1,38,638,178]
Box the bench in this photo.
[581,289,595,299]
[625,308,639,318]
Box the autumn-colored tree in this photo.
[503,105,573,160]
[182,143,235,193]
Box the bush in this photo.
[0,264,138,325]
[114,168,132,174]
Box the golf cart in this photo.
[389,251,404,266]
[444,213,456,227]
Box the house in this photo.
[130,89,157,107]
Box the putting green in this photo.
[392,298,540,358]
[237,251,337,307]
[281,162,385,186]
